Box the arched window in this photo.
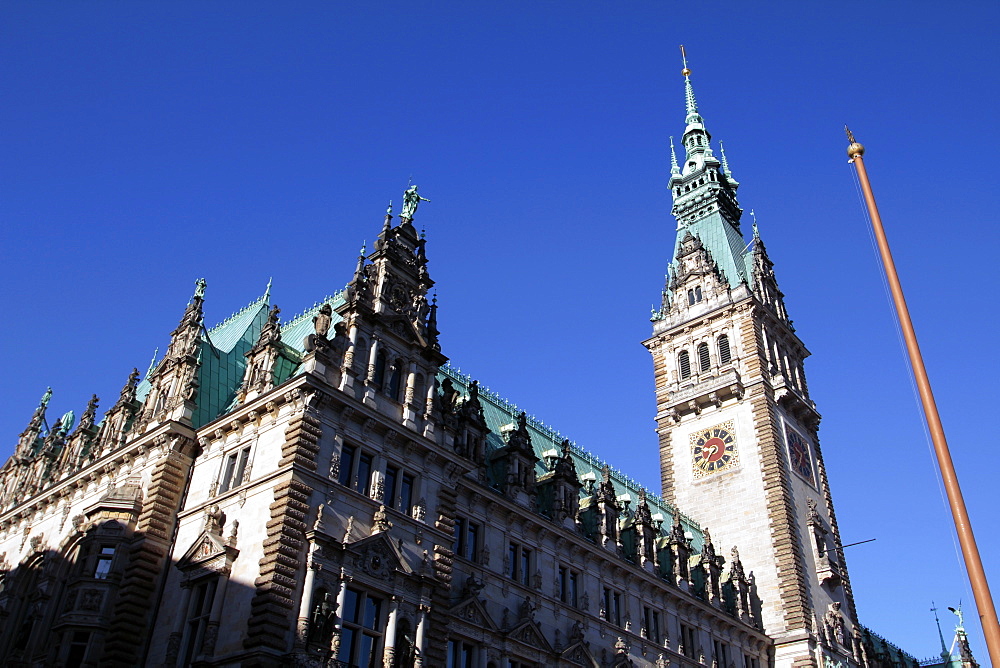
[698,343,711,372]
[687,290,695,306]
[718,334,731,365]
[694,286,702,302]
[678,350,691,380]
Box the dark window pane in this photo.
[363,595,381,630]
[357,454,373,495]
[400,475,414,514]
[344,588,361,624]
[466,523,479,561]
[339,446,356,487]
[220,453,237,493]
[234,447,250,486]
[384,466,398,507]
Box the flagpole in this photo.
[846,130,999,666]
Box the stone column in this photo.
[382,596,400,667]
[364,338,380,406]
[422,380,437,439]
[414,604,429,668]
[295,548,320,648]
[330,570,350,658]
[340,324,359,391]
[403,363,418,428]
[164,584,193,667]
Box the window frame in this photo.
[337,587,385,668]
[678,350,692,380]
[218,445,251,494]
[508,541,532,586]
[180,577,218,667]
[453,517,481,562]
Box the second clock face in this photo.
[690,421,739,478]
[785,426,814,483]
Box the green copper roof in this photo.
[193,295,272,427]
[672,211,751,288]
[439,364,704,550]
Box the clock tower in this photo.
[644,55,863,668]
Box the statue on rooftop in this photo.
[313,304,332,338]
[401,185,430,219]
[194,278,207,300]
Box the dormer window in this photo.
[695,286,702,302]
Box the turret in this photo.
[135,279,206,431]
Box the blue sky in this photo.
[2,1,997,661]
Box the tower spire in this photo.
[669,136,680,175]
[719,141,731,176]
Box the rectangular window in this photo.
[65,631,90,668]
[744,655,761,668]
[181,578,217,667]
[337,588,384,668]
[381,465,416,515]
[714,640,730,668]
[446,639,477,668]
[602,587,622,626]
[356,453,373,496]
[507,542,532,586]
[643,606,660,643]
[399,473,414,515]
[93,546,115,579]
[338,445,356,487]
[681,623,697,659]
[452,518,481,562]
[219,446,251,493]
[559,566,580,607]
[384,465,398,507]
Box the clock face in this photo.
[690,421,739,478]
[785,425,814,483]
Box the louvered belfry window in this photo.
[698,343,711,372]
[718,334,732,365]
[678,350,691,379]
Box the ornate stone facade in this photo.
[0,70,930,668]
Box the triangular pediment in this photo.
[507,618,553,653]
[561,641,600,667]
[177,531,227,568]
[450,596,498,631]
[344,532,413,579]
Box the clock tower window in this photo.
[697,343,711,373]
[718,335,731,365]
[678,350,692,380]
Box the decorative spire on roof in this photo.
[669,136,680,176]
[719,140,731,176]
[144,348,159,380]
[264,277,272,300]
[679,45,712,159]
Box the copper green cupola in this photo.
[665,47,749,295]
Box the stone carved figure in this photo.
[401,185,430,219]
[314,303,332,338]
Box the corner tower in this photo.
[643,51,862,668]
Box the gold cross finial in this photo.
[680,45,691,76]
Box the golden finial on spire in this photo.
[680,45,691,77]
[845,125,865,158]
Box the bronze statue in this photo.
[401,185,430,219]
